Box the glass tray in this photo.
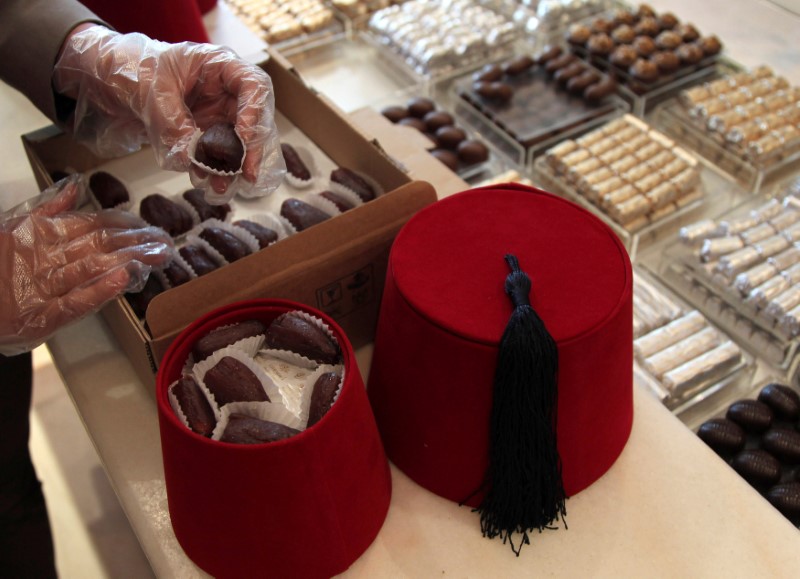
[448,54,629,168]
[653,98,800,194]
[632,266,755,414]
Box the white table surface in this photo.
[2,1,800,577]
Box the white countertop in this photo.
[2,1,800,577]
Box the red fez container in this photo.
[157,299,391,579]
[368,184,634,506]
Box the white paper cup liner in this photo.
[154,250,198,290]
[318,187,363,212]
[184,233,231,267]
[233,212,292,243]
[301,190,342,216]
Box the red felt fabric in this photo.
[368,184,634,505]
[157,300,391,579]
[80,0,211,43]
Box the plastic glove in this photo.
[0,175,174,356]
[53,26,285,202]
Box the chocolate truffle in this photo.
[697,418,745,457]
[319,190,355,212]
[554,62,587,86]
[423,110,455,132]
[179,244,219,276]
[612,9,636,26]
[652,50,681,73]
[583,77,617,102]
[761,428,800,464]
[698,35,723,56]
[140,193,194,237]
[587,33,614,56]
[430,149,459,171]
[204,356,269,405]
[675,23,700,42]
[657,12,679,30]
[398,117,427,132]
[612,24,636,44]
[545,53,577,74]
[629,58,659,82]
[474,63,504,82]
[473,81,513,103]
[637,3,657,18]
[457,139,489,165]
[199,227,251,263]
[171,376,216,437]
[567,69,601,94]
[503,55,535,76]
[195,122,244,172]
[220,413,300,444]
[182,188,230,222]
[307,372,342,427]
[233,219,278,249]
[265,311,340,364]
[380,105,408,123]
[731,449,782,489]
[758,383,800,421]
[192,319,267,362]
[280,143,312,182]
[435,126,467,150]
[677,43,704,64]
[330,167,376,202]
[535,44,563,64]
[163,259,192,287]
[567,23,591,46]
[610,45,638,68]
[766,482,800,524]
[635,17,660,37]
[407,97,436,118]
[726,399,773,433]
[89,171,129,209]
[125,275,164,319]
[655,30,682,50]
[591,17,614,34]
[632,36,657,57]
[280,198,331,231]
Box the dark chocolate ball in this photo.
[430,149,459,172]
[473,63,504,82]
[397,117,427,132]
[381,105,409,123]
[457,139,489,165]
[435,126,467,150]
[406,97,436,118]
[423,110,455,132]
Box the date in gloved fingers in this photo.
[54,26,285,203]
[0,175,173,356]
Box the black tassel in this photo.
[473,254,567,555]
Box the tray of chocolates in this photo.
[565,2,724,116]
[654,65,800,193]
[690,379,800,528]
[222,0,345,55]
[533,114,707,259]
[658,177,800,372]
[366,0,519,80]
[84,112,388,321]
[450,45,629,166]
[632,267,752,412]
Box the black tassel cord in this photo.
[470,254,567,556]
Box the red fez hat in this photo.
[368,184,634,553]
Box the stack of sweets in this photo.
[679,179,800,340]
[224,0,335,44]
[633,271,743,401]
[544,114,702,231]
[678,65,800,166]
[368,0,517,76]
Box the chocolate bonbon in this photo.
[140,193,194,236]
[766,482,800,524]
[758,383,800,421]
[281,198,331,231]
[171,376,216,437]
[195,122,244,172]
[281,142,312,183]
[761,428,800,464]
[265,312,340,364]
[307,372,342,427]
[726,399,773,434]
[183,188,230,222]
[192,319,267,362]
[731,449,782,489]
[89,171,129,209]
[199,226,251,263]
[204,356,270,405]
[233,219,278,249]
[220,413,300,444]
[179,244,219,276]
[330,168,376,202]
[696,418,745,458]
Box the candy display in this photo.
[696,381,800,526]
[223,0,337,45]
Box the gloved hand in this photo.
[0,175,173,356]
[53,25,285,202]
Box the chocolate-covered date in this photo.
[430,149,459,171]
[307,372,342,428]
[697,418,746,457]
[125,275,164,319]
[554,62,587,86]
[192,319,267,362]
[503,55,535,76]
[233,219,278,249]
[163,259,192,287]
[758,383,800,421]
[407,97,435,118]
[473,63,504,82]
[726,399,773,433]
[319,190,355,212]
[765,482,800,524]
[473,81,513,103]
[220,413,300,444]
[423,110,454,132]
[199,227,251,263]
[567,70,601,94]
[731,449,782,489]
[89,171,129,208]
[545,53,577,74]
[281,198,331,231]
[535,44,563,64]
[172,376,215,437]
[195,122,244,172]
[183,188,230,222]
[265,312,340,364]
[204,356,269,405]
[280,143,311,181]
[179,244,219,276]
[583,77,617,103]
[330,167,376,202]
[761,428,800,464]
[140,193,194,236]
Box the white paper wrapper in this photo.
[235,212,294,243]
[184,232,231,267]
[192,346,281,421]
[187,218,261,257]
[168,379,192,431]
[329,168,384,202]
[634,310,706,361]
[153,249,197,290]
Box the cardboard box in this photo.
[22,48,437,388]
